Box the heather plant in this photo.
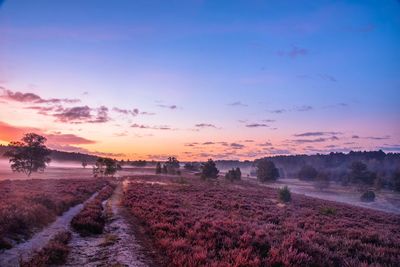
[123,176,400,266]
[278,186,291,202]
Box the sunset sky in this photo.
[0,0,399,160]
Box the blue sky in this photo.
[0,0,399,159]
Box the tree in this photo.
[256,159,279,182]
[184,162,199,171]
[392,170,400,192]
[298,165,318,180]
[4,133,51,177]
[225,167,241,181]
[93,157,121,177]
[155,162,162,174]
[348,161,375,185]
[81,160,88,169]
[314,172,330,191]
[201,159,219,179]
[165,157,180,174]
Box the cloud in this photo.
[195,123,216,128]
[270,109,286,114]
[112,107,139,116]
[202,142,215,145]
[230,143,245,149]
[228,101,248,107]
[259,142,273,147]
[292,138,328,144]
[53,106,91,123]
[277,46,308,58]
[53,105,110,124]
[245,123,269,128]
[366,136,391,140]
[0,121,39,142]
[140,111,156,115]
[157,104,178,110]
[294,105,313,112]
[262,119,275,123]
[319,74,337,82]
[294,131,342,137]
[0,88,79,104]
[379,145,400,152]
[352,135,360,139]
[131,123,172,130]
[46,133,96,145]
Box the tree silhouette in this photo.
[298,165,318,180]
[256,159,279,182]
[93,157,121,177]
[156,162,162,174]
[201,159,219,179]
[5,133,51,176]
[225,167,241,181]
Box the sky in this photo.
[0,0,399,161]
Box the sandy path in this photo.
[63,182,151,267]
[0,192,99,267]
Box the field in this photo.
[123,175,400,266]
[0,178,107,249]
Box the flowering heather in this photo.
[123,176,400,266]
[0,179,106,249]
[71,184,116,236]
[20,231,71,267]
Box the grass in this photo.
[123,175,400,266]
[0,179,107,249]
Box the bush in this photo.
[319,206,337,216]
[201,159,219,179]
[360,190,376,202]
[278,186,291,202]
[298,165,318,180]
[225,168,241,181]
[256,159,279,182]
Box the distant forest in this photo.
[217,150,400,191]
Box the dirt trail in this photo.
[63,182,151,267]
[0,192,99,267]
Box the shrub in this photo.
[225,167,241,181]
[314,172,330,191]
[201,159,219,179]
[298,165,318,180]
[256,159,279,182]
[360,190,376,202]
[319,206,337,216]
[278,186,291,202]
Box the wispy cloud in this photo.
[0,88,79,104]
[277,46,308,58]
[245,123,269,128]
[157,104,178,110]
[228,101,248,107]
[131,123,172,130]
[294,131,342,137]
[195,123,217,128]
